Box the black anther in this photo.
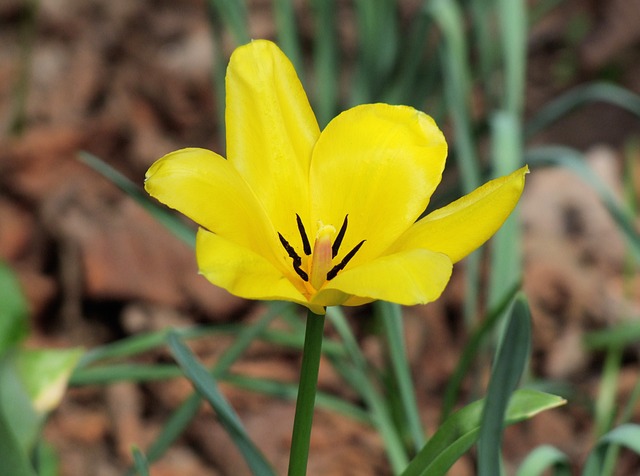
[332,214,349,258]
[278,233,309,281]
[296,214,312,256]
[327,239,365,280]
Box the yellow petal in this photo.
[313,248,452,306]
[392,166,528,263]
[196,228,314,307]
[145,148,279,261]
[310,104,447,267]
[225,40,320,242]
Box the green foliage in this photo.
[0,261,81,476]
[9,0,640,474]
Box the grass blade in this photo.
[441,281,521,420]
[497,0,527,114]
[221,373,371,424]
[131,447,150,476]
[515,445,571,476]
[167,331,276,476]
[206,0,249,46]
[525,82,640,139]
[131,303,286,471]
[477,294,532,476]
[0,261,29,354]
[71,364,183,385]
[401,389,565,476]
[350,0,398,104]
[377,301,425,450]
[273,0,304,81]
[583,424,640,476]
[310,0,339,127]
[326,307,409,473]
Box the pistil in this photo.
[309,224,336,290]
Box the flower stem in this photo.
[287,309,326,476]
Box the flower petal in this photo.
[145,148,279,260]
[313,248,452,306]
[226,40,320,241]
[392,166,528,263]
[310,104,447,267]
[196,228,320,310]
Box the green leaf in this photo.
[0,347,80,474]
[309,0,339,127]
[525,82,640,139]
[71,363,183,385]
[206,0,250,46]
[326,307,409,473]
[0,261,29,355]
[477,294,532,475]
[583,320,640,350]
[33,440,60,476]
[0,353,39,476]
[132,447,150,476]
[130,303,287,473]
[221,373,371,424]
[583,424,640,476]
[15,347,83,413]
[0,407,36,476]
[441,282,521,420]
[400,389,565,476]
[167,332,277,476]
[516,445,571,476]
[377,301,425,450]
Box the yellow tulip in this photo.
[145,40,527,315]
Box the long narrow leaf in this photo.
[525,82,640,139]
[0,261,29,354]
[497,0,527,115]
[582,424,640,476]
[131,304,286,473]
[221,373,371,424]
[441,281,521,420]
[206,0,250,46]
[167,332,276,476]
[131,447,150,476]
[326,307,409,473]
[515,445,571,476]
[377,301,425,450]
[309,0,339,127]
[401,389,565,476]
[477,294,532,476]
[273,0,304,78]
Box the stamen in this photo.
[327,239,365,280]
[296,214,312,256]
[332,215,348,258]
[278,233,309,281]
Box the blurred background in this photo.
[1,0,640,475]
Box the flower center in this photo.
[278,214,365,290]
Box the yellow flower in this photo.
[145,40,527,315]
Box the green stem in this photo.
[288,309,326,476]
